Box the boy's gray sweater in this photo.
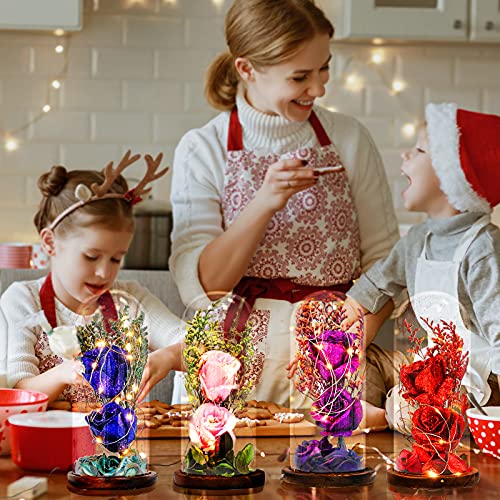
[348,212,500,374]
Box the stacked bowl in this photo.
[0,388,48,456]
[0,244,33,269]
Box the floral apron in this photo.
[221,107,361,407]
[36,273,117,403]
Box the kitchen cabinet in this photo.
[321,0,500,42]
[0,0,82,31]
[471,0,500,41]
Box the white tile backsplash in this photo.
[0,5,499,242]
[455,59,500,86]
[125,16,184,48]
[91,111,153,143]
[93,48,155,79]
[123,81,184,112]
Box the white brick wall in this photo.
[0,0,499,243]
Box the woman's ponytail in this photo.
[204,51,239,111]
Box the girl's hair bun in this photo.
[38,165,69,197]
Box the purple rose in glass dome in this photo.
[311,329,359,381]
[294,436,363,473]
[311,388,362,436]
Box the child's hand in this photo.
[136,347,176,404]
[56,359,86,385]
[287,356,299,379]
[341,297,365,329]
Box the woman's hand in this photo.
[199,159,317,295]
[255,159,318,212]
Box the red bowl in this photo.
[8,411,96,471]
[0,388,48,456]
[466,407,500,459]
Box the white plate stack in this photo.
[0,243,33,269]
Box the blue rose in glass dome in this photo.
[81,345,129,399]
[70,290,151,478]
[86,401,137,453]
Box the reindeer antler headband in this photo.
[48,150,168,231]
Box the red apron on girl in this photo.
[35,273,117,404]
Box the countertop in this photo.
[1,431,499,499]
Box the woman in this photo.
[169,0,399,406]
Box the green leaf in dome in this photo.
[218,432,234,459]
[190,445,207,465]
[234,444,255,474]
[210,459,236,477]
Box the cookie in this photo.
[273,412,305,423]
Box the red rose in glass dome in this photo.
[395,449,424,474]
[400,354,456,406]
[412,406,465,453]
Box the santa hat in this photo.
[425,103,500,213]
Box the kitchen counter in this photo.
[1,432,498,499]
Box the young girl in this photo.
[1,151,184,403]
[169,0,400,406]
[347,103,500,433]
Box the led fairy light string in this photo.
[3,31,71,152]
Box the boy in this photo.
[348,103,500,433]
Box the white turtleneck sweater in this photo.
[169,93,399,308]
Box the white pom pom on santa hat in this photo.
[425,103,500,213]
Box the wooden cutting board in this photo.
[136,418,317,439]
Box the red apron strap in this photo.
[40,273,57,329]
[308,111,331,147]
[97,292,119,332]
[223,276,352,335]
[227,107,244,151]
[39,273,117,332]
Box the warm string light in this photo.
[402,122,417,139]
[353,443,395,468]
[2,33,71,152]
[391,79,406,94]
[5,138,19,152]
[371,51,384,65]
[212,0,225,9]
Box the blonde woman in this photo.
[170,0,399,407]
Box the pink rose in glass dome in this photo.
[189,403,237,453]
[199,350,241,403]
